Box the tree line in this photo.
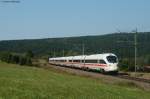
[0,51,34,66]
[0,32,150,71]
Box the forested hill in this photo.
[0,32,150,58]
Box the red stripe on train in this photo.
[55,62,107,67]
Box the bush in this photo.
[119,58,135,71]
[0,52,32,66]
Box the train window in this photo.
[85,60,98,63]
[107,56,117,63]
[81,60,85,63]
[99,60,106,64]
[73,60,80,62]
[69,60,72,62]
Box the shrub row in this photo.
[0,52,32,66]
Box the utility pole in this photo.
[62,49,65,57]
[117,29,138,74]
[134,29,138,73]
[53,49,55,58]
[82,43,86,65]
[82,43,85,55]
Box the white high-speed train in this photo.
[49,53,118,73]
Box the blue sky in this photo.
[0,0,150,40]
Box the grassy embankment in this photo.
[0,62,150,99]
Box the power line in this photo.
[0,0,20,3]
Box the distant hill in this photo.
[0,32,150,58]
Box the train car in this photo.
[49,53,118,73]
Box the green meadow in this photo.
[0,62,149,99]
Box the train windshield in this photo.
[107,56,117,63]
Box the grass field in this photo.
[0,62,150,99]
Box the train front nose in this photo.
[105,63,118,72]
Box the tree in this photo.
[147,55,150,65]
[26,50,34,58]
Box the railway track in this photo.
[37,64,150,84]
[116,74,150,84]
[48,63,150,84]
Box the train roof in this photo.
[49,53,116,60]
